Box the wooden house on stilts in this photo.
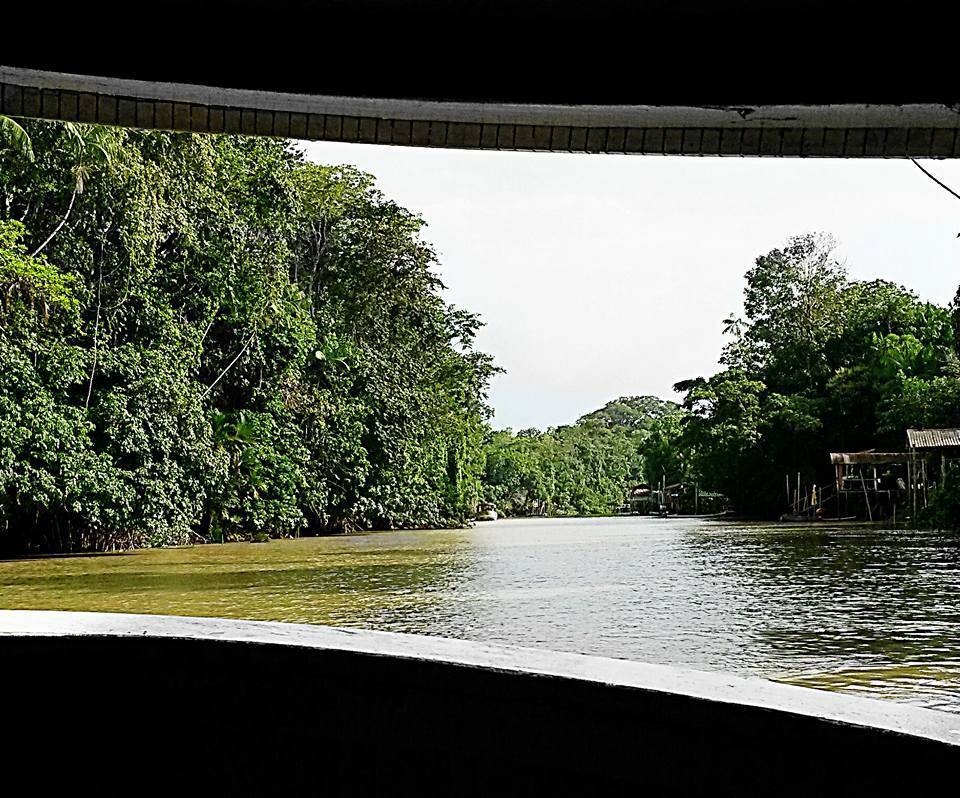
[822,428,960,522]
[906,428,960,517]
[828,450,910,522]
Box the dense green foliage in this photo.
[0,121,495,552]
[482,396,682,516]
[4,120,959,542]
[675,233,960,518]
[482,234,960,524]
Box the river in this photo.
[1,516,958,712]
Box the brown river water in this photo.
[1,516,958,713]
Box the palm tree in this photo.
[0,115,34,161]
[31,122,115,256]
[206,411,261,541]
[2,118,117,255]
[722,314,745,338]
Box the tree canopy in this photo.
[4,123,960,547]
[0,121,496,552]
[675,233,960,517]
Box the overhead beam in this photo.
[4,67,960,157]
[6,1,960,156]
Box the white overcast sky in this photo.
[302,141,960,431]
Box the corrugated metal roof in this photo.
[907,429,960,449]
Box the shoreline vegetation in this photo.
[2,121,960,555]
[482,235,960,529]
[1,121,494,554]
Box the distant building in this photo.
[824,428,960,521]
[621,482,726,516]
[624,484,653,514]
[905,428,960,515]
[828,450,910,521]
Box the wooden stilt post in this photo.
[910,454,916,519]
[835,469,841,521]
[922,458,928,508]
[861,466,872,521]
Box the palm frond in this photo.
[0,115,35,162]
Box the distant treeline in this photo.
[482,396,682,516]
[0,121,495,552]
[483,234,960,527]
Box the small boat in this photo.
[778,512,860,522]
[475,503,498,522]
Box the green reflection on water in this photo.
[1,518,958,713]
[783,665,960,713]
[0,532,474,626]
